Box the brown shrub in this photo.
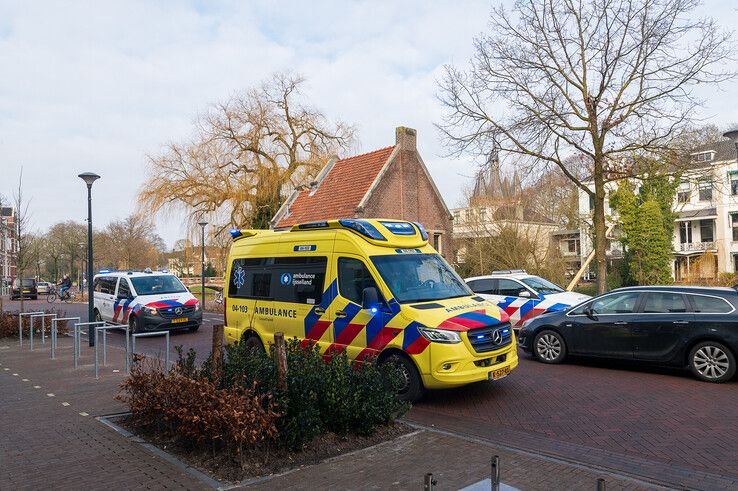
[118,357,279,456]
[0,310,70,338]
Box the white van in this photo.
[93,269,202,333]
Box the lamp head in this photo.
[197,221,208,228]
[723,129,738,143]
[78,172,101,187]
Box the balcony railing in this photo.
[679,241,716,252]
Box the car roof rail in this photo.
[491,269,527,274]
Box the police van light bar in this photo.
[98,269,111,274]
[339,219,387,241]
[412,222,428,241]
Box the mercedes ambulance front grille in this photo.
[159,305,196,318]
[467,323,512,353]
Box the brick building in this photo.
[1,206,17,286]
[272,126,454,258]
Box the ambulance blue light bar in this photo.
[229,229,242,239]
[412,222,428,241]
[297,221,329,229]
[380,221,416,236]
[339,219,386,241]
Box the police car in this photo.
[465,270,590,331]
[93,269,202,333]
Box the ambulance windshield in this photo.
[371,253,472,304]
[131,275,188,296]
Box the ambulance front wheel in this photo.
[382,353,423,403]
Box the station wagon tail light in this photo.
[339,219,387,241]
[417,327,461,344]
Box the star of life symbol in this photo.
[233,266,246,289]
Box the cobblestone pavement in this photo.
[407,351,738,490]
[2,332,737,490]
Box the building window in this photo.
[693,151,713,162]
[432,233,443,253]
[453,210,460,222]
[731,175,738,196]
[679,221,692,244]
[732,214,738,241]
[588,195,595,211]
[734,255,738,273]
[700,219,714,243]
[478,208,487,222]
[698,180,712,201]
[677,182,690,203]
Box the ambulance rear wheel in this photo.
[382,354,423,403]
[243,333,265,353]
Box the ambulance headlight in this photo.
[144,307,158,315]
[417,327,461,344]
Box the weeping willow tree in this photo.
[140,72,355,233]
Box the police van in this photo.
[93,269,203,333]
[224,218,518,401]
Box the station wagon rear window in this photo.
[689,295,733,313]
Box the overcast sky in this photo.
[1,1,737,248]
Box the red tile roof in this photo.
[275,146,395,228]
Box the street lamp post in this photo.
[724,129,738,164]
[197,221,208,310]
[78,172,100,346]
[78,242,85,300]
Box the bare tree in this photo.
[140,72,355,233]
[95,214,164,270]
[438,0,734,293]
[14,170,37,312]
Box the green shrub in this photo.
[185,338,409,450]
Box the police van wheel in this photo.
[382,354,423,403]
[243,333,265,353]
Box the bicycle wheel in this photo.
[47,292,57,303]
[64,292,76,303]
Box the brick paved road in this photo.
[408,351,738,489]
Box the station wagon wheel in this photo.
[534,330,566,364]
[689,342,736,383]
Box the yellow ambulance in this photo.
[224,218,517,400]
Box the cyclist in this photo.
[58,274,72,300]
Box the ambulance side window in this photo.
[273,257,327,304]
[338,257,379,305]
[228,258,269,299]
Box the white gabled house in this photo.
[573,139,738,281]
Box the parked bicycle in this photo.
[47,285,77,303]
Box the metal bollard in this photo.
[492,455,500,491]
[423,473,437,490]
[131,331,170,370]
[596,478,606,491]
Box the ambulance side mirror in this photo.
[361,287,380,311]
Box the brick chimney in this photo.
[395,126,417,151]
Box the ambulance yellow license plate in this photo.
[172,318,188,324]
[488,366,510,380]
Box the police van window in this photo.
[117,279,132,299]
[497,279,526,297]
[95,277,115,295]
[273,257,327,304]
[338,257,379,305]
[467,278,495,295]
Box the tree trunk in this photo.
[593,171,608,294]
